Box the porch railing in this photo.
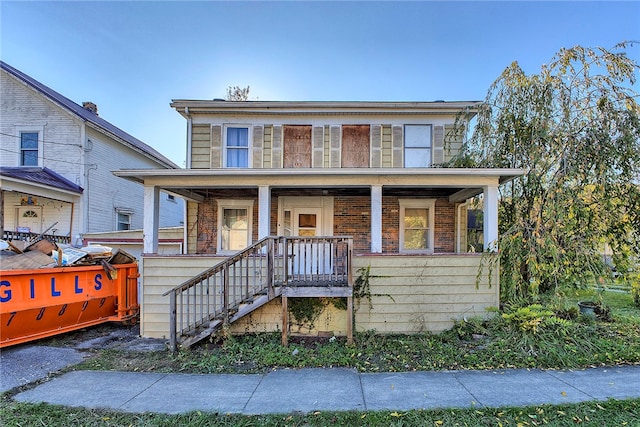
[163,236,352,351]
[2,230,71,245]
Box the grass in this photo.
[71,290,640,374]
[2,397,639,426]
[2,290,639,426]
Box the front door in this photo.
[16,206,42,234]
[291,207,329,276]
[293,207,322,237]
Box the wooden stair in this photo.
[179,286,282,349]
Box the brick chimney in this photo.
[82,101,98,115]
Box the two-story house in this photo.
[114,100,522,347]
[0,61,184,248]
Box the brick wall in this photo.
[195,189,258,253]
[334,196,371,253]
[195,192,457,254]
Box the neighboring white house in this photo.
[0,61,184,246]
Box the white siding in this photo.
[0,71,83,182]
[1,68,183,241]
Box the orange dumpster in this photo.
[0,263,139,348]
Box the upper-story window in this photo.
[224,126,250,168]
[404,125,432,167]
[20,132,39,166]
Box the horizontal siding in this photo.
[140,253,498,339]
[140,255,226,338]
[190,124,211,169]
[352,255,498,334]
[186,201,198,254]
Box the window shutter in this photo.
[312,126,324,168]
[433,125,444,165]
[252,125,263,168]
[272,125,282,168]
[392,125,403,168]
[211,125,222,168]
[371,125,382,168]
[330,125,341,168]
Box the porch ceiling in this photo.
[113,168,523,202]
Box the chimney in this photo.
[82,102,98,115]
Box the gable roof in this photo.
[1,61,179,169]
[0,167,84,194]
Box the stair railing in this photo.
[164,236,280,351]
[164,236,353,351]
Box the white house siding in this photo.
[84,127,183,233]
[0,71,84,183]
[2,66,184,243]
[2,192,75,237]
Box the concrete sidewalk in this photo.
[12,365,640,415]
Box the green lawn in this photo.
[2,290,639,426]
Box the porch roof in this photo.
[113,168,523,203]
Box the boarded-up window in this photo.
[283,125,312,168]
[341,125,370,168]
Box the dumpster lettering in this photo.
[51,278,61,297]
[0,281,10,303]
[0,273,108,303]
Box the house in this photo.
[113,100,522,347]
[0,61,184,247]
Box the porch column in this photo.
[143,185,160,254]
[483,185,499,251]
[370,185,382,253]
[258,185,271,239]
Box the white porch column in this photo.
[143,185,160,254]
[483,185,499,252]
[258,185,271,239]
[371,185,383,253]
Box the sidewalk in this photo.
[11,365,640,415]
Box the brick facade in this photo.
[195,190,457,255]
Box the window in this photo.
[20,132,39,166]
[404,125,432,167]
[117,212,131,231]
[224,126,250,167]
[399,199,436,253]
[217,200,254,253]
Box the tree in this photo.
[451,42,640,300]
[225,85,250,101]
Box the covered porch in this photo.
[114,168,522,255]
[113,167,521,345]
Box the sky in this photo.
[1,1,639,167]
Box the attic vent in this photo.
[82,102,98,115]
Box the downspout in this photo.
[456,201,468,253]
[185,107,192,169]
[183,106,192,254]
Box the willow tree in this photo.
[452,42,640,300]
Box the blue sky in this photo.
[2,1,639,167]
